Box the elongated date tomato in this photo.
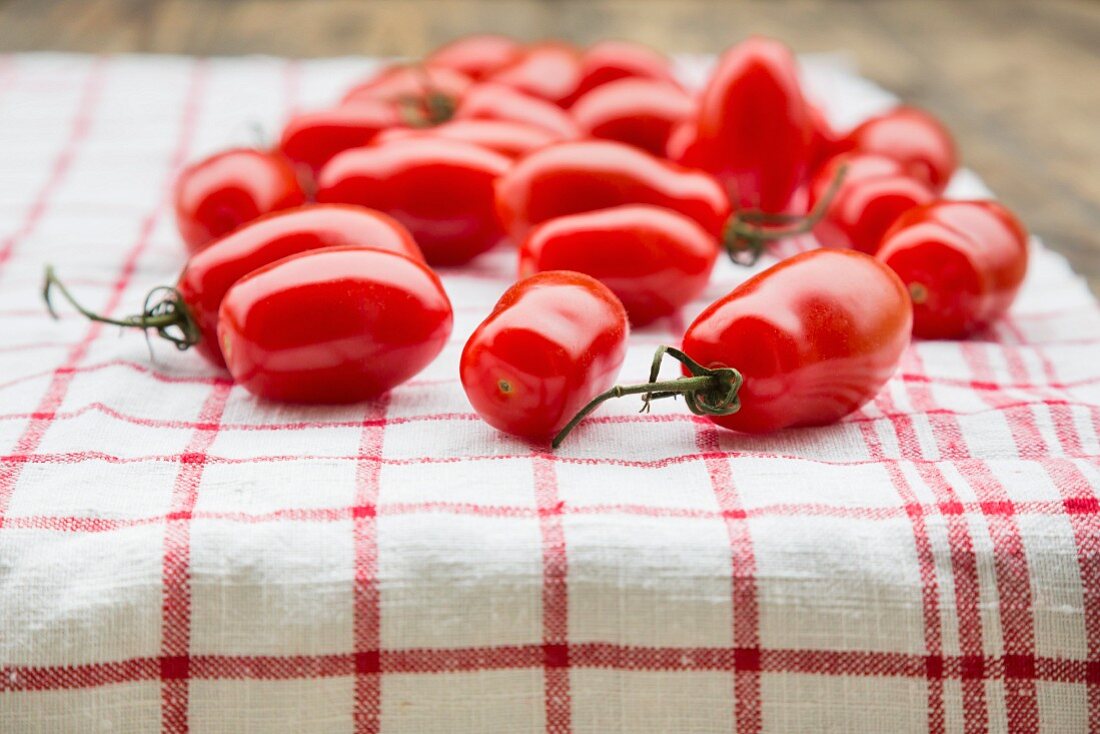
[876,200,1028,338]
[570,40,678,103]
[342,65,473,110]
[317,138,512,265]
[810,152,935,253]
[681,249,911,433]
[373,119,564,159]
[43,205,423,368]
[174,148,306,254]
[552,249,911,446]
[461,271,629,440]
[453,83,581,139]
[807,101,840,173]
[495,140,731,242]
[518,205,717,326]
[675,36,811,213]
[570,78,695,157]
[837,106,957,194]
[487,43,583,107]
[426,34,525,80]
[278,102,406,175]
[219,247,453,403]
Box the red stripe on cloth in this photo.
[3,648,1089,692]
[1041,459,1100,725]
[383,645,544,674]
[0,658,162,691]
[533,452,572,733]
[889,357,990,733]
[8,396,1100,436]
[4,356,1099,405]
[0,59,107,528]
[1001,322,1098,456]
[960,342,1048,459]
[160,383,231,733]
[952,343,1045,729]
[696,424,761,734]
[149,62,213,734]
[858,416,946,734]
[352,395,390,734]
[0,57,105,274]
[12,443,1100,472]
[2,497,1085,537]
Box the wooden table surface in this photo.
[2,0,1098,293]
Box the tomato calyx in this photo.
[551,345,742,448]
[722,164,848,266]
[43,266,202,352]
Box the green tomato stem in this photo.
[723,163,849,266]
[43,265,201,351]
[552,345,743,449]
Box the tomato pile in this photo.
[44,34,1030,449]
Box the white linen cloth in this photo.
[0,53,1097,733]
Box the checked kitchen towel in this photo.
[0,53,1098,733]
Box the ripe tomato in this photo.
[664,119,699,161]
[674,36,812,213]
[219,247,453,403]
[461,271,628,439]
[570,40,678,103]
[810,152,935,253]
[876,200,1028,338]
[807,101,840,172]
[342,65,473,123]
[317,138,512,265]
[570,78,696,157]
[373,118,564,159]
[518,205,717,326]
[836,106,958,194]
[453,83,581,139]
[487,43,584,107]
[426,34,525,80]
[551,249,912,445]
[681,249,912,433]
[278,103,406,175]
[495,140,731,242]
[174,148,306,254]
[44,205,423,368]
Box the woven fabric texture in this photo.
[0,53,1097,733]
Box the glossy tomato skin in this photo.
[461,271,629,439]
[570,78,696,157]
[487,43,584,107]
[518,205,717,326]
[373,119,564,159]
[341,65,473,110]
[837,106,958,194]
[683,249,912,433]
[174,148,306,254]
[807,102,840,173]
[278,103,406,175]
[495,140,732,242]
[677,36,812,213]
[178,204,423,367]
[810,153,936,253]
[316,138,512,266]
[426,34,524,80]
[219,247,453,404]
[453,83,582,139]
[876,200,1028,339]
[569,40,678,104]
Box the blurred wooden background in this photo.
[1,0,1098,292]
